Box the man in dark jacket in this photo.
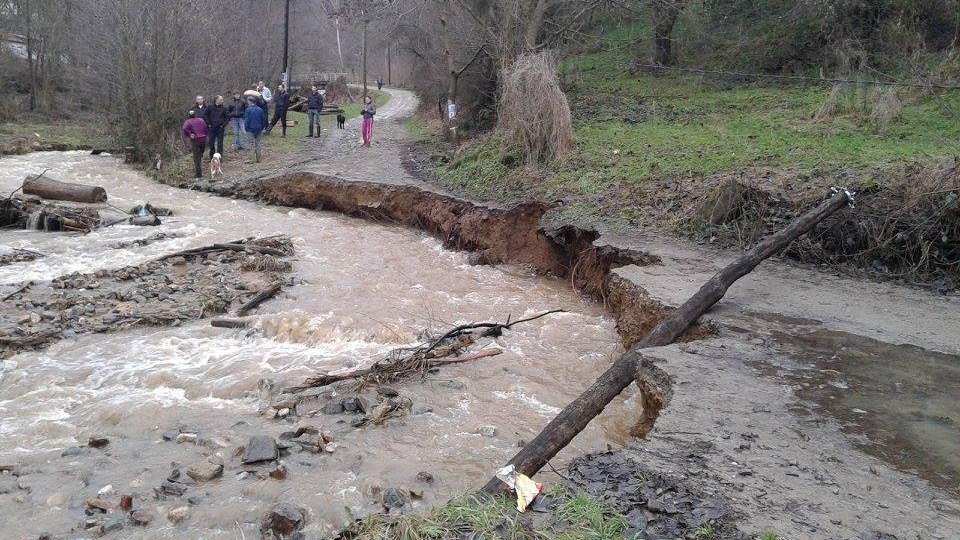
[244,97,267,163]
[206,95,229,159]
[266,84,290,137]
[181,110,208,178]
[192,95,209,124]
[227,91,246,151]
[306,85,324,138]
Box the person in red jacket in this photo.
[181,110,209,178]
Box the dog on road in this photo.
[336,113,346,129]
[210,152,223,177]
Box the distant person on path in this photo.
[360,95,376,147]
[244,97,267,163]
[206,95,228,159]
[227,91,247,150]
[377,77,383,91]
[181,110,208,178]
[307,85,324,138]
[267,84,290,137]
[257,81,273,118]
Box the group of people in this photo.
[180,79,379,179]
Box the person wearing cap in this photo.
[181,110,209,178]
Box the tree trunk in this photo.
[22,175,108,203]
[362,19,368,96]
[651,0,685,66]
[480,189,853,494]
[524,0,549,51]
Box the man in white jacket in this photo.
[257,81,273,121]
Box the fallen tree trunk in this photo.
[211,318,250,329]
[235,283,282,316]
[291,348,503,391]
[480,189,854,494]
[22,175,108,203]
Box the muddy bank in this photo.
[1,236,294,358]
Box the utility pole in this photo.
[282,0,291,87]
[386,43,391,86]
[362,18,368,96]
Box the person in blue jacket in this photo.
[243,97,267,163]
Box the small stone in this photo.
[187,495,205,506]
[322,400,345,415]
[382,487,407,509]
[260,502,306,538]
[162,431,178,441]
[120,495,133,511]
[416,471,434,484]
[159,480,187,497]
[87,436,110,449]
[167,506,190,524]
[350,417,366,428]
[269,464,288,480]
[477,425,496,438]
[342,396,369,413]
[175,433,197,444]
[320,430,335,443]
[242,435,278,464]
[276,407,290,418]
[85,497,112,512]
[97,484,114,497]
[97,518,124,536]
[186,460,223,482]
[129,509,154,526]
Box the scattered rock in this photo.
[175,433,198,444]
[342,396,369,413]
[120,495,133,511]
[88,436,110,449]
[129,509,154,526]
[85,497,112,513]
[416,471,434,484]
[97,484,114,497]
[260,502,306,538]
[382,487,408,510]
[477,425,497,437]
[269,463,288,480]
[167,506,191,524]
[61,446,88,457]
[322,400,345,415]
[186,460,223,482]
[376,386,400,398]
[242,435,278,464]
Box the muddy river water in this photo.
[0,152,634,538]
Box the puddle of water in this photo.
[0,151,633,538]
[768,328,960,494]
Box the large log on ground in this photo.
[22,175,108,203]
[480,188,855,494]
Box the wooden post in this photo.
[481,189,854,494]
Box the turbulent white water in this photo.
[0,152,631,538]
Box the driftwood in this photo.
[211,318,250,329]
[1,197,100,232]
[289,311,563,393]
[22,174,107,203]
[480,189,854,494]
[235,283,282,316]
[156,236,289,261]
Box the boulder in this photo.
[260,502,306,538]
[129,509,154,526]
[242,435,278,464]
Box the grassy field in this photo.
[428,24,960,215]
[0,114,113,153]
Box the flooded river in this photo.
[0,152,630,537]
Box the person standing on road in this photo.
[307,84,324,138]
[360,95,376,147]
[181,110,208,178]
[193,95,209,125]
[267,84,290,137]
[206,95,228,159]
[227,91,247,150]
[244,97,267,163]
[257,81,273,120]
[377,77,383,91]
